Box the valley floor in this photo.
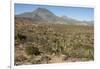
[15,22,94,66]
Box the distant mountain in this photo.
[60,16,81,24]
[16,8,59,23]
[16,7,93,26]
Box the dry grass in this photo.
[15,18,94,65]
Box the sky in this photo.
[15,3,94,21]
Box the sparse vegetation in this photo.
[15,17,94,65]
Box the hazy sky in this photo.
[15,3,94,21]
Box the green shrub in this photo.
[25,46,41,55]
[15,33,27,42]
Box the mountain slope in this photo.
[16,8,59,23]
[16,7,93,25]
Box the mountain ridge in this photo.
[16,7,93,26]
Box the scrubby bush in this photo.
[25,46,41,55]
[15,33,27,42]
